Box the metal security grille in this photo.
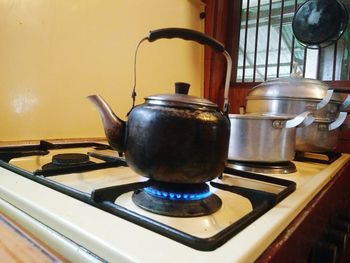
[236,0,350,83]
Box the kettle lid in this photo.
[145,82,218,109]
[145,93,218,109]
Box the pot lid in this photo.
[247,76,343,102]
[145,94,218,109]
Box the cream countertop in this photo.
[0,154,348,262]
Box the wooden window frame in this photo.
[204,0,350,114]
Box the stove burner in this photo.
[52,153,90,166]
[227,160,297,174]
[144,183,212,201]
[132,183,222,217]
[42,153,93,170]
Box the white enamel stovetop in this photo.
[0,148,349,263]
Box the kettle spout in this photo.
[88,95,126,152]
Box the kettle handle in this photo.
[148,28,225,53]
[146,28,232,115]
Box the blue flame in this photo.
[144,186,211,201]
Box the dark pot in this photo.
[292,0,349,49]
[88,28,232,183]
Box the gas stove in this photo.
[0,140,349,262]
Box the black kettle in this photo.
[88,28,232,184]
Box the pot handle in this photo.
[318,88,350,111]
[332,88,350,111]
[328,111,348,130]
[147,28,232,115]
[316,89,333,110]
[340,95,350,111]
[284,111,315,128]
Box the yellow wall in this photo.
[0,0,205,141]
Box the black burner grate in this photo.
[0,140,126,176]
[89,165,296,251]
[294,151,342,164]
[227,160,297,174]
[0,141,296,251]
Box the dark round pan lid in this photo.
[292,0,348,49]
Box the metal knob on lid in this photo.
[175,82,190,95]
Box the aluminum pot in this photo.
[245,76,350,121]
[228,112,313,162]
[245,76,350,153]
[296,112,348,152]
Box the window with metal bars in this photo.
[236,0,350,83]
